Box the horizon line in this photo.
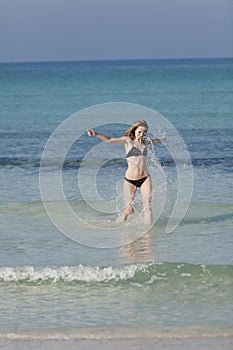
[0,56,233,65]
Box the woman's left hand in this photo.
[160,132,167,142]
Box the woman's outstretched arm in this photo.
[87,129,128,144]
[148,132,167,145]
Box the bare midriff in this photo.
[125,156,149,180]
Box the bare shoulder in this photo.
[124,136,132,144]
[123,136,133,150]
[118,135,130,144]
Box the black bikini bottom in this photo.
[124,176,148,188]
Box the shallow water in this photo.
[0,58,232,338]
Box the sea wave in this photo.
[0,264,138,284]
[0,262,232,285]
[0,327,233,341]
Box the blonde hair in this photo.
[124,119,148,140]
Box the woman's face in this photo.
[135,126,147,140]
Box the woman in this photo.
[87,120,166,225]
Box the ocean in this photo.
[0,58,233,344]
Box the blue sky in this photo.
[0,0,232,62]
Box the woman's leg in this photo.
[140,176,153,225]
[121,180,137,221]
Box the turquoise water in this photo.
[0,58,233,339]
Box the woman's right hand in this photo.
[87,129,96,137]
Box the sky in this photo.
[0,0,232,62]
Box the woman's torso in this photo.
[124,138,149,180]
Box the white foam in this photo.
[0,327,232,341]
[0,264,143,283]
